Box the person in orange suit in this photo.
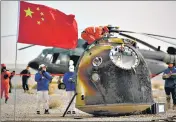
[81,26,109,47]
[1,64,11,103]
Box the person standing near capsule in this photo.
[20,66,31,93]
[35,64,53,114]
[162,62,176,110]
[1,64,11,103]
[63,60,76,115]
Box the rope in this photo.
[14,73,64,76]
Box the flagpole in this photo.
[14,0,20,121]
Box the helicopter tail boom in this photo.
[139,49,176,65]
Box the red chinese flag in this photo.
[18,1,78,49]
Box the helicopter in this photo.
[19,26,176,76]
[19,39,87,74]
[18,26,176,116]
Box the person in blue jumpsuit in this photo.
[63,60,76,115]
[35,64,52,114]
[162,62,176,110]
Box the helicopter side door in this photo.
[50,53,70,74]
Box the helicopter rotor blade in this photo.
[118,30,176,46]
[119,30,176,40]
[141,33,176,40]
[18,44,36,51]
[142,34,176,46]
[118,32,160,51]
[109,28,176,46]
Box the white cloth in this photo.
[67,91,75,111]
[36,90,49,111]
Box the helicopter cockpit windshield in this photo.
[45,53,53,62]
[38,51,46,60]
[43,53,60,64]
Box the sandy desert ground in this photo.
[1,64,176,121]
[1,88,176,122]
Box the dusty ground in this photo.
[1,65,175,121]
[1,89,176,121]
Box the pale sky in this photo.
[1,1,176,64]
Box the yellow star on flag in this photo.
[41,18,44,21]
[37,21,41,25]
[36,7,40,11]
[40,12,44,16]
[24,7,34,18]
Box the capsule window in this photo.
[92,57,103,67]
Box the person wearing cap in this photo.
[162,62,176,110]
[20,66,31,93]
[63,60,76,115]
[35,64,52,114]
[81,26,109,47]
[1,64,11,103]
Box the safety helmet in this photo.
[1,64,6,68]
[39,64,47,69]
